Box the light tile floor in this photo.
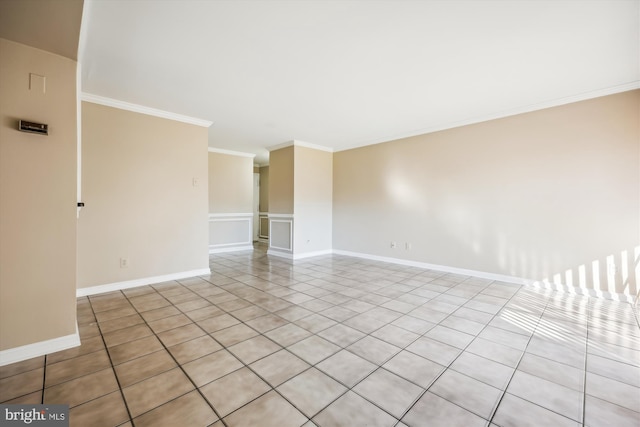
[2,245,639,427]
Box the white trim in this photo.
[259,212,269,216]
[293,249,334,260]
[209,212,253,219]
[267,249,294,259]
[332,250,531,284]
[336,82,640,152]
[332,249,634,303]
[0,325,80,367]
[209,245,254,254]
[76,268,211,297]
[208,147,256,158]
[81,93,213,128]
[267,140,333,153]
[267,213,294,219]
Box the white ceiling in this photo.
[80,0,639,164]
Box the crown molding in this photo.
[81,93,213,128]
[267,139,333,153]
[336,81,640,152]
[208,147,256,158]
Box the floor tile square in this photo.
[430,369,502,419]
[492,393,579,427]
[313,391,397,427]
[370,324,419,348]
[168,334,223,364]
[249,349,310,387]
[402,391,486,427]
[294,313,338,333]
[584,394,640,427]
[383,350,445,388]
[405,336,461,366]
[507,370,583,422]
[353,368,423,418]
[288,335,341,365]
[517,352,584,392]
[391,315,435,334]
[108,335,164,365]
[183,349,243,387]
[318,324,365,347]
[245,314,289,333]
[224,390,307,427]
[228,335,282,364]
[68,391,129,427]
[277,367,347,417]
[585,371,639,412]
[44,368,119,408]
[265,323,312,346]
[0,368,44,402]
[197,313,241,333]
[449,351,514,390]
[347,336,401,365]
[45,350,111,387]
[114,349,176,387]
[122,367,194,417]
[200,367,271,417]
[316,350,376,387]
[133,390,217,426]
[211,323,259,347]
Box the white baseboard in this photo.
[332,249,530,284]
[76,268,212,297]
[0,325,80,367]
[209,245,254,254]
[332,249,634,303]
[267,249,293,259]
[293,249,334,260]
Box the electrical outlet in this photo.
[391,241,397,249]
[120,257,129,268]
[405,242,412,250]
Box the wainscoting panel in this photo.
[209,213,253,253]
[259,213,270,240]
[268,214,293,255]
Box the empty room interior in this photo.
[1,0,639,426]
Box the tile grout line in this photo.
[212,253,526,424]
[485,292,552,426]
[581,301,591,427]
[396,277,532,424]
[118,287,230,427]
[87,294,136,426]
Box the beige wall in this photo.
[294,146,333,254]
[208,152,253,213]
[259,166,269,212]
[207,151,254,249]
[0,39,78,350]
[268,146,294,214]
[334,90,639,297]
[77,102,209,289]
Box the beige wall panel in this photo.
[208,152,253,213]
[0,39,78,350]
[259,166,269,212]
[333,90,639,296]
[77,102,209,289]
[268,146,294,214]
[294,146,333,254]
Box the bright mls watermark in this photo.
[0,405,68,426]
